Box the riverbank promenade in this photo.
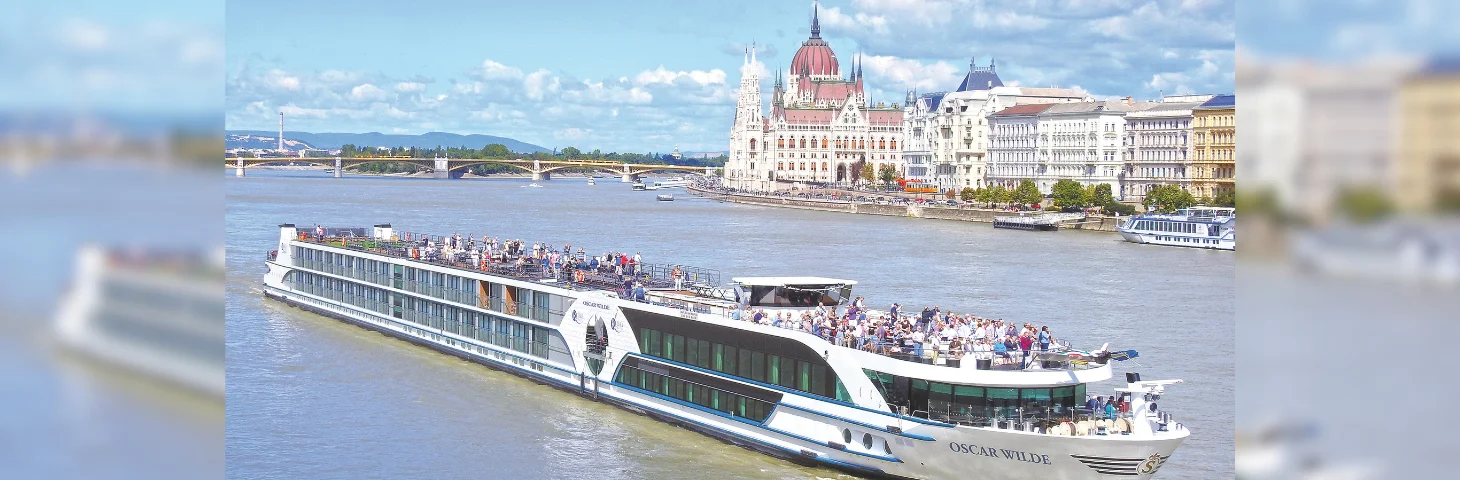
[687,184,1125,233]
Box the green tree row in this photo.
[337,143,728,167]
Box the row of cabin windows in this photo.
[102,280,218,321]
[288,270,560,361]
[292,246,568,323]
[865,370,1086,424]
[637,327,852,403]
[1135,220,1205,235]
[615,364,774,423]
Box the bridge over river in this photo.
[226,156,713,181]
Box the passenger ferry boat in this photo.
[56,245,225,397]
[261,223,1190,479]
[1117,207,1235,250]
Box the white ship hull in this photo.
[1118,231,1235,251]
[263,280,1183,479]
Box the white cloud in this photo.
[349,83,389,102]
[395,81,426,93]
[523,69,559,101]
[555,128,592,139]
[633,67,727,86]
[478,59,524,80]
[58,18,111,52]
[859,55,962,92]
[265,69,301,91]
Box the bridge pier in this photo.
[235,158,245,177]
[528,161,546,182]
[334,157,342,178]
[433,157,450,179]
[621,164,632,183]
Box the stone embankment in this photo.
[687,186,1123,233]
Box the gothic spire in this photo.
[811,2,821,38]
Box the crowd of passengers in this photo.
[725,298,1066,368]
[313,225,693,297]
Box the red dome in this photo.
[791,38,839,77]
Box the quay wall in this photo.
[687,187,1122,233]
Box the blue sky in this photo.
[225,0,1243,152]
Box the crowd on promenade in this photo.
[724,297,1066,369]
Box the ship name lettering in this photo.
[948,442,1049,465]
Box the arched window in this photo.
[821,137,828,149]
[799,162,805,170]
[858,139,865,149]
[821,162,828,171]
[890,140,897,149]
[800,138,806,148]
[777,137,784,148]
[750,139,757,150]
[777,162,784,170]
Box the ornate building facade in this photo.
[1122,98,1209,201]
[724,10,904,191]
[1191,94,1236,199]
[901,61,1090,192]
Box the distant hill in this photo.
[227,133,315,151]
[226,130,549,154]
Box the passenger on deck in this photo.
[671,265,684,290]
[633,282,647,303]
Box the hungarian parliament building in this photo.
[722,10,1235,201]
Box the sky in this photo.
[222,0,1242,152]
[2,0,223,114]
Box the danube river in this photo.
[226,170,1234,479]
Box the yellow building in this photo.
[1397,60,1460,211]
[1191,94,1235,200]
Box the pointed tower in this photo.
[811,1,821,39]
[728,42,763,188]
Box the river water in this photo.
[226,170,1234,479]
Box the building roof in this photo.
[955,60,1004,91]
[1195,94,1236,109]
[783,109,835,124]
[1126,101,1205,117]
[811,82,857,103]
[1421,55,1460,75]
[992,103,1056,116]
[790,8,839,78]
[920,92,947,111]
[1041,102,1102,115]
[865,110,903,126]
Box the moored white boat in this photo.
[261,223,1191,479]
[1117,207,1235,250]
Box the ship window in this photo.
[750,351,766,382]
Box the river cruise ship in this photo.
[57,245,225,397]
[1117,207,1235,251]
[261,223,1190,479]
